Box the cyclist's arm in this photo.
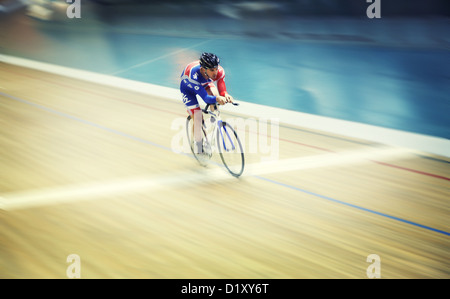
[216,68,233,102]
[217,78,233,103]
[196,84,217,104]
[217,77,228,97]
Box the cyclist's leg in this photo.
[181,90,203,154]
[188,107,203,154]
[206,83,219,96]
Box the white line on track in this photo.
[0,167,229,211]
[246,146,411,176]
[0,147,411,211]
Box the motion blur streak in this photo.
[0,147,410,211]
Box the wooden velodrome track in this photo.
[0,61,449,279]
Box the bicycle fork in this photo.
[218,121,236,152]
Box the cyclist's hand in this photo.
[224,93,234,103]
[216,96,226,105]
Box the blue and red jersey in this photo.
[180,61,227,109]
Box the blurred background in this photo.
[1,0,449,138]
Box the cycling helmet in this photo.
[199,52,220,69]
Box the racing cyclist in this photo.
[180,52,234,156]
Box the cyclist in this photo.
[180,52,234,155]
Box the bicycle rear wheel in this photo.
[217,121,245,177]
[186,115,209,166]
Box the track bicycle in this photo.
[186,103,245,177]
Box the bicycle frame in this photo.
[202,103,237,154]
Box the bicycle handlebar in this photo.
[203,102,239,113]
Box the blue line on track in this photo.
[255,176,450,237]
[0,91,173,152]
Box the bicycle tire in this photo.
[217,121,245,177]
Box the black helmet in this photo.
[199,52,220,69]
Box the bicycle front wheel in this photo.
[217,121,245,177]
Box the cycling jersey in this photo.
[180,61,227,110]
